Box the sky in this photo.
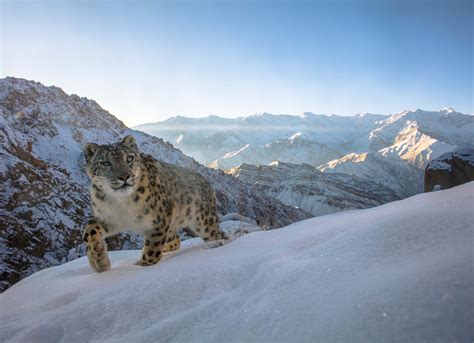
[1,0,472,127]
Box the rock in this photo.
[424,148,474,192]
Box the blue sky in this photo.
[1,0,472,126]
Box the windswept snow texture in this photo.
[1,183,473,343]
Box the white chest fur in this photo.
[93,190,152,234]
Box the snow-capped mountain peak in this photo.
[441,106,456,113]
[289,132,302,140]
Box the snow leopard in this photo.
[82,135,226,272]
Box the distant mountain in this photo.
[210,134,342,170]
[0,77,309,292]
[135,108,473,198]
[228,161,401,216]
[319,108,472,197]
[134,112,387,166]
[319,151,425,197]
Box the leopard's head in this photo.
[84,135,142,194]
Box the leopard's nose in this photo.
[118,174,130,182]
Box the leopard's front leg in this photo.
[83,218,111,273]
[137,225,169,267]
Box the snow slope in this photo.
[1,183,473,342]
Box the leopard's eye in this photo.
[100,161,111,167]
[127,155,134,163]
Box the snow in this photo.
[219,220,261,235]
[441,107,455,113]
[218,212,258,226]
[222,143,251,159]
[1,183,473,342]
[428,148,474,170]
[289,132,302,140]
[428,161,452,171]
[454,148,474,166]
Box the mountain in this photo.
[227,161,401,216]
[134,112,387,167]
[0,77,309,292]
[134,108,472,198]
[371,108,473,149]
[1,183,472,342]
[210,134,342,170]
[319,108,472,197]
[319,151,425,197]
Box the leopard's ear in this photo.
[121,135,137,149]
[84,143,98,163]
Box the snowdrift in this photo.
[1,183,473,342]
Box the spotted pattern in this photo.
[83,135,227,271]
[82,218,111,272]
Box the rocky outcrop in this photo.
[424,148,474,192]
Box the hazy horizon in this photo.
[1,0,472,127]
[133,106,470,126]
[1,75,471,127]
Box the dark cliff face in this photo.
[0,77,310,292]
[424,148,474,192]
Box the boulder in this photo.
[424,148,474,192]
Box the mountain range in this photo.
[135,107,473,198]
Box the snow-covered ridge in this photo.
[318,151,425,197]
[1,183,472,342]
[228,161,401,216]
